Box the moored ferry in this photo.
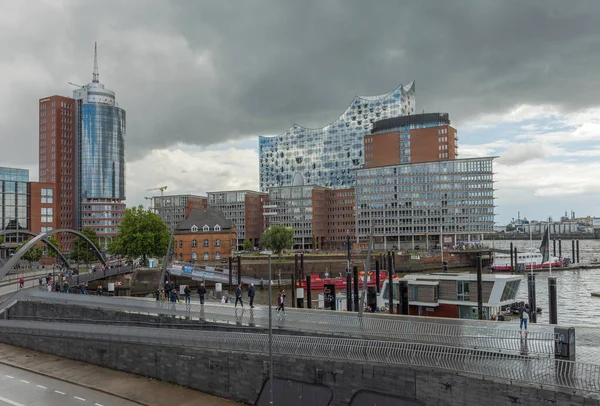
[491,251,566,271]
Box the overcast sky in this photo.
[1,1,600,224]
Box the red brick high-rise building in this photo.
[38,96,77,251]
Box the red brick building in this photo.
[38,95,77,251]
[173,208,236,262]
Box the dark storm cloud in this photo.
[1,0,600,165]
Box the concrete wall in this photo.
[2,301,599,406]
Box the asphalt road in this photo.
[0,364,138,406]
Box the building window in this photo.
[41,227,53,233]
[215,252,221,260]
[41,188,53,204]
[411,285,419,301]
[191,252,198,261]
[203,225,210,232]
[41,207,53,223]
[179,240,183,248]
[191,225,198,232]
[192,239,197,247]
[203,239,209,247]
[203,252,209,261]
[214,224,221,231]
[215,239,221,247]
[457,281,470,301]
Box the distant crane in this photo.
[147,186,168,197]
[68,82,84,88]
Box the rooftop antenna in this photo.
[92,41,99,83]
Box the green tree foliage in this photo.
[45,235,60,258]
[108,205,170,261]
[243,238,252,251]
[506,224,516,232]
[72,229,101,266]
[17,238,43,267]
[260,225,293,255]
[0,236,4,245]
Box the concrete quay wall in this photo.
[0,330,596,406]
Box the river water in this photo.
[251,239,600,327]
[491,239,600,327]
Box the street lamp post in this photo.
[262,204,278,405]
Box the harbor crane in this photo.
[147,185,168,197]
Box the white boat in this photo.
[491,251,565,272]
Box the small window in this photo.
[203,225,209,232]
[214,224,221,231]
[179,240,183,248]
[215,239,221,247]
[203,252,209,261]
[191,252,198,260]
[191,225,198,232]
[215,252,221,260]
[191,239,197,248]
[203,239,209,247]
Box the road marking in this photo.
[36,385,47,389]
[4,375,13,379]
[0,395,27,406]
[54,390,66,395]
[19,380,29,384]
[74,396,86,401]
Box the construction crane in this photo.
[147,186,168,196]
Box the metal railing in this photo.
[12,290,557,356]
[0,320,597,394]
[69,266,135,286]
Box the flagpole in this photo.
[529,223,533,276]
[548,218,552,276]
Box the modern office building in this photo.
[364,113,457,168]
[38,95,77,250]
[259,81,415,191]
[152,194,208,230]
[267,185,355,250]
[72,43,126,250]
[207,190,269,248]
[354,157,496,249]
[0,167,30,244]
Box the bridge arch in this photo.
[0,229,106,279]
[0,230,70,269]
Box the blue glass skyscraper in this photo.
[73,43,126,248]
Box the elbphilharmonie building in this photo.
[259,81,415,191]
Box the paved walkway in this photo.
[0,343,240,406]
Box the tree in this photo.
[109,205,170,262]
[260,225,293,256]
[506,224,516,232]
[45,235,60,258]
[243,238,252,251]
[72,229,100,267]
[17,238,43,267]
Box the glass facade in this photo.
[355,158,495,239]
[259,82,415,191]
[0,179,29,236]
[0,167,28,182]
[153,195,206,230]
[79,103,126,201]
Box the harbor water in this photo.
[491,239,600,327]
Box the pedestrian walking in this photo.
[96,284,103,296]
[235,283,244,307]
[184,285,191,304]
[276,290,286,313]
[248,283,256,308]
[519,302,529,337]
[19,277,24,289]
[80,283,86,294]
[197,283,206,305]
[39,277,43,288]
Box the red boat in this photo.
[301,271,389,290]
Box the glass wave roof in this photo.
[259,81,415,191]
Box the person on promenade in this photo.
[19,277,24,289]
[276,290,286,313]
[248,283,256,308]
[197,283,207,305]
[235,283,244,307]
[96,284,103,296]
[169,287,179,308]
[184,285,191,304]
[519,302,529,336]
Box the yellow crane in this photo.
[147,185,168,197]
